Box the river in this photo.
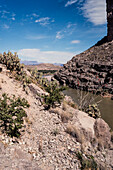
[63,88,113,130]
[43,75,113,130]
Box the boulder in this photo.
[94,118,111,149]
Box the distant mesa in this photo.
[21,60,63,67]
[20,60,39,65]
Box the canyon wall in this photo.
[107,0,113,41]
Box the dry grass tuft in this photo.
[66,100,78,109]
[66,124,84,143]
[62,101,67,111]
[49,108,60,115]
[25,117,32,125]
[60,111,72,123]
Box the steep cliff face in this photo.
[107,0,113,41]
[54,41,113,94]
[54,1,113,94]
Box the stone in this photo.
[107,0,113,41]
[94,118,111,149]
[54,40,113,94]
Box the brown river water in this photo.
[44,75,113,130]
[63,88,113,130]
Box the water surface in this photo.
[63,88,113,130]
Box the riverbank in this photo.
[63,88,113,130]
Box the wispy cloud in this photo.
[26,13,39,20]
[35,17,54,26]
[71,40,80,44]
[65,0,78,7]
[32,13,39,17]
[17,48,76,63]
[26,35,49,40]
[56,31,64,39]
[64,0,106,25]
[82,0,106,25]
[3,24,9,29]
[56,22,76,39]
[0,9,16,21]
[11,13,16,20]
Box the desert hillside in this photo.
[0,53,113,169]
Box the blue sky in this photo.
[0,0,106,63]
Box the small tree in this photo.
[43,83,66,109]
[0,93,30,137]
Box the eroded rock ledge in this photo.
[54,40,113,94]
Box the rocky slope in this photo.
[54,40,113,95]
[0,64,113,169]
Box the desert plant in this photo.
[66,124,84,143]
[42,82,66,109]
[76,152,98,170]
[85,104,101,118]
[60,111,72,123]
[52,128,59,136]
[0,93,30,137]
[75,90,101,118]
[0,52,24,73]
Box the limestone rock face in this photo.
[54,41,113,94]
[107,0,113,41]
[94,118,111,148]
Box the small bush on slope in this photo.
[0,51,24,73]
[0,93,30,137]
[42,82,66,109]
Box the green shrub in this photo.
[85,104,101,118]
[0,52,24,73]
[76,152,98,170]
[43,82,66,109]
[0,93,30,137]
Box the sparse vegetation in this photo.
[0,93,29,137]
[75,90,101,118]
[42,82,66,109]
[76,152,98,170]
[52,128,59,136]
[60,111,72,123]
[66,124,84,143]
[0,52,24,73]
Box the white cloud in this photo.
[82,0,106,25]
[71,40,80,44]
[11,13,16,20]
[0,9,16,21]
[11,17,15,20]
[65,0,106,25]
[26,35,49,40]
[65,0,78,7]
[3,24,9,29]
[35,17,54,26]
[56,23,76,39]
[56,31,64,39]
[17,49,76,63]
[32,13,39,17]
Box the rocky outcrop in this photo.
[107,0,113,41]
[54,40,113,94]
[94,118,111,149]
